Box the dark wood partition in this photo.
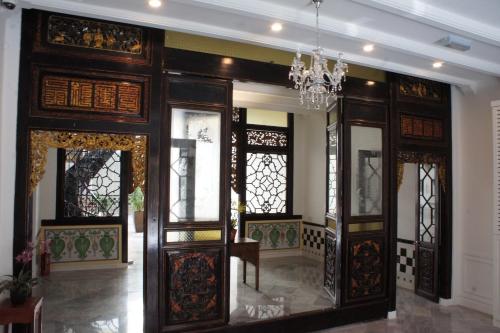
[161,75,232,332]
[13,10,454,331]
[14,9,164,332]
[388,74,452,308]
[337,82,391,307]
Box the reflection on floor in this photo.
[230,256,334,324]
[315,288,500,333]
[36,217,143,333]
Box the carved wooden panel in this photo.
[165,248,222,325]
[401,115,443,140]
[34,13,152,65]
[33,67,150,122]
[247,129,287,147]
[324,231,337,299]
[348,237,384,300]
[398,76,444,104]
[416,247,435,295]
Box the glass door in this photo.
[415,163,440,301]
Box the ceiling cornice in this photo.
[351,0,500,48]
[179,0,500,77]
[21,0,479,90]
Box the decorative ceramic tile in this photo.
[43,225,120,263]
[302,223,325,259]
[397,240,415,290]
[246,221,300,250]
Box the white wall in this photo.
[0,9,21,299]
[397,163,418,241]
[452,78,500,315]
[294,112,327,225]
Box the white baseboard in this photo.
[387,311,397,320]
[456,294,492,315]
[439,298,454,306]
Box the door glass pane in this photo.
[328,125,337,216]
[169,109,221,222]
[351,126,383,216]
[419,163,438,244]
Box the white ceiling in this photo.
[20,0,500,91]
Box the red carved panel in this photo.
[348,238,384,301]
[165,249,222,325]
[400,115,443,140]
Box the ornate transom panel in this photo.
[29,130,147,195]
[47,15,143,54]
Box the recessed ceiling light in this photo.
[363,44,374,52]
[271,22,283,32]
[366,81,375,86]
[148,0,162,8]
[222,57,233,65]
[433,61,444,68]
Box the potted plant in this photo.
[129,187,144,233]
[230,202,246,242]
[230,218,238,242]
[0,243,38,306]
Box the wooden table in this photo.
[0,297,43,333]
[230,237,260,291]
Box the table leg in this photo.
[243,260,247,284]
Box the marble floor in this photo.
[36,218,144,333]
[315,288,500,333]
[229,256,334,324]
[35,241,500,333]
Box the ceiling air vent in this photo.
[436,35,471,51]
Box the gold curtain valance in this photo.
[397,151,446,192]
[29,130,147,195]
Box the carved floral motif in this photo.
[247,129,287,147]
[397,151,446,192]
[167,251,220,323]
[399,77,442,102]
[47,15,143,54]
[30,131,147,195]
[350,239,384,299]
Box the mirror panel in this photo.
[350,126,383,217]
[169,108,221,223]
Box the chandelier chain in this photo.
[289,0,348,110]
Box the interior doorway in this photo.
[396,160,441,302]
[28,130,147,332]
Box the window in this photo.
[59,148,123,218]
[232,108,293,218]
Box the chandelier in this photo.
[289,0,348,110]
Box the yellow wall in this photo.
[165,31,386,82]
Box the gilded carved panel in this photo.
[41,75,142,115]
[47,15,143,54]
[398,77,443,103]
